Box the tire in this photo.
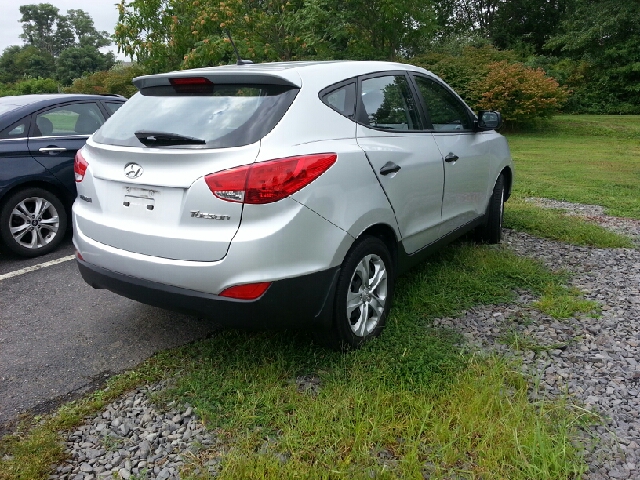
[0,187,68,257]
[475,174,505,245]
[318,236,396,351]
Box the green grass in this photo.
[0,245,592,480]
[504,198,634,248]
[42,112,78,134]
[533,285,600,319]
[506,115,640,219]
[526,115,640,140]
[499,329,569,353]
[160,245,589,479]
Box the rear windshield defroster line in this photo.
[93,84,299,149]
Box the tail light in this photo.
[74,150,88,182]
[219,282,271,300]
[204,153,337,204]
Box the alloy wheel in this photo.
[9,196,60,250]
[346,253,388,337]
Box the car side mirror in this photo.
[476,110,502,131]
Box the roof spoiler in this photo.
[133,70,302,90]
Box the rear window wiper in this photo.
[134,131,206,146]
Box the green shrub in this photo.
[0,77,59,96]
[472,61,569,125]
[412,45,518,107]
[64,63,146,98]
[412,46,567,125]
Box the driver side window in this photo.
[413,76,472,131]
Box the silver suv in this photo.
[73,61,513,349]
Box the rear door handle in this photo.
[444,153,459,163]
[380,162,401,176]
[39,147,68,154]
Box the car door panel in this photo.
[411,74,492,233]
[355,73,444,254]
[357,132,444,253]
[431,132,492,233]
[0,139,47,193]
[29,135,87,198]
[28,102,106,199]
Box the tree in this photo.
[56,46,116,86]
[114,0,438,72]
[433,0,501,40]
[66,9,112,49]
[433,0,572,56]
[412,46,568,124]
[16,4,117,85]
[490,0,572,55]
[302,0,437,60]
[19,3,73,56]
[114,0,197,73]
[412,45,518,107]
[546,0,640,113]
[0,45,55,83]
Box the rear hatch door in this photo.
[76,76,299,262]
[78,141,258,262]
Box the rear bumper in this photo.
[77,259,339,329]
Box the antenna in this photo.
[225,30,253,65]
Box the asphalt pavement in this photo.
[0,233,220,433]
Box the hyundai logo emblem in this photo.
[124,163,144,179]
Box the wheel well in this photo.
[0,181,73,211]
[501,166,513,201]
[358,224,399,267]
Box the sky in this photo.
[0,0,127,60]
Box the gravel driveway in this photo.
[42,203,640,479]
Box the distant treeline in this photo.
[3,1,639,124]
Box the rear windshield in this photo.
[93,83,298,149]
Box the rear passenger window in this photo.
[359,75,424,131]
[33,103,105,137]
[105,102,124,115]
[321,83,356,118]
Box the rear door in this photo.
[0,117,53,195]
[355,72,445,254]
[411,74,492,233]
[28,101,107,199]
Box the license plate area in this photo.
[123,187,158,211]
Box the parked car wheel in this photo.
[0,187,67,257]
[320,236,395,350]
[475,174,505,245]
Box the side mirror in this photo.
[476,110,502,131]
